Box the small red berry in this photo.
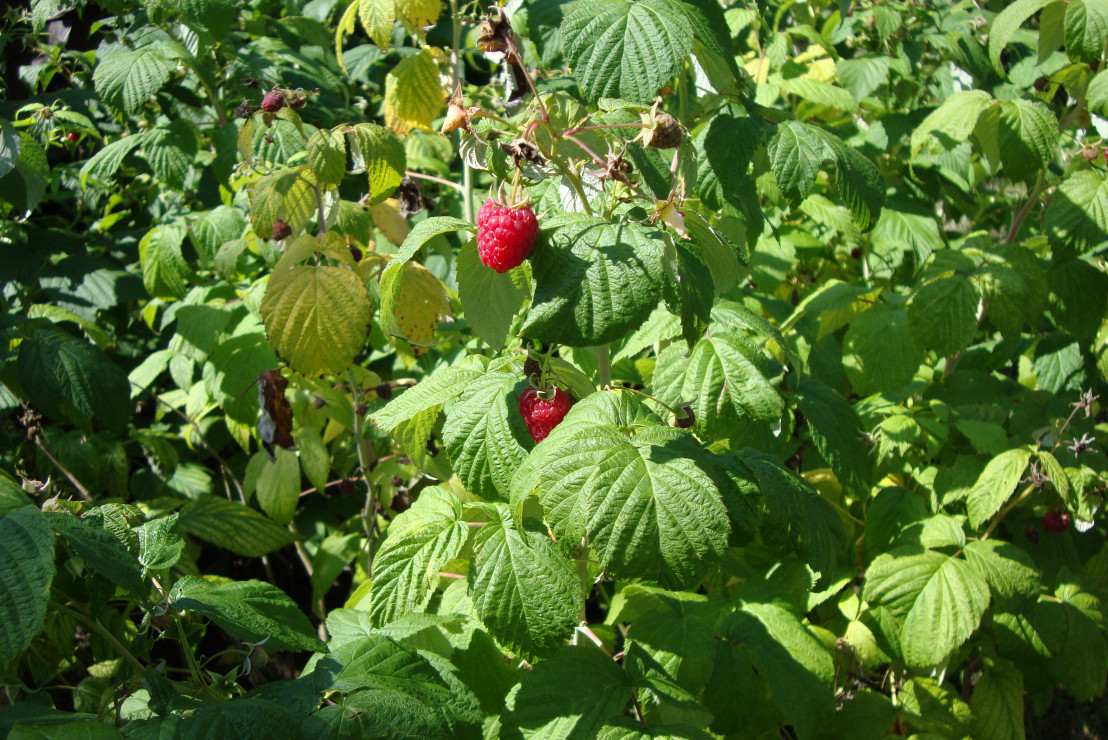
[1043,509,1072,533]
[66,132,79,142]
[477,198,538,273]
[518,386,573,442]
[261,90,286,113]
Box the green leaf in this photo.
[988,0,1056,74]
[1044,170,1108,254]
[872,208,946,265]
[139,225,192,300]
[390,216,475,267]
[312,634,481,736]
[781,77,858,112]
[0,475,32,518]
[370,361,486,435]
[836,56,890,100]
[297,428,329,494]
[863,548,990,667]
[348,124,406,206]
[515,415,730,588]
[140,119,198,190]
[662,240,713,349]
[908,269,982,356]
[306,128,347,190]
[136,514,185,572]
[963,540,1040,602]
[0,507,55,675]
[0,119,17,181]
[622,588,723,695]
[1065,0,1108,63]
[649,335,784,435]
[178,497,296,557]
[503,645,631,738]
[561,0,693,104]
[47,513,146,599]
[310,533,362,603]
[966,448,1032,529]
[768,120,884,230]
[468,504,582,659]
[910,90,993,158]
[442,370,531,501]
[718,604,834,740]
[178,699,302,740]
[0,132,48,213]
[1030,598,1107,701]
[970,658,1025,740]
[93,48,172,115]
[9,722,123,740]
[256,448,300,525]
[456,237,531,349]
[898,677,973,738]
[694,104,762,214]
[17,325,130,431]
[79,134,146,188]
[261,264,372,377]
[793,376,872,497]
[521,214,666,346]
[741,452,848,587]
[863,487,928,562]
[975,99,1059,182]
[369,487,468,626]
[842,305,923,396]
[170,576,326,652]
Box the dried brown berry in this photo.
[673,405,695,429]
[235,100,254,119]
[288,93,308,110]
[270,220,291,240]
[375,383,393,400]
[523,357,542,383]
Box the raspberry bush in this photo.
[1,0,1108,737]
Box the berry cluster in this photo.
[518,386,573,443]
[477,198,538,273]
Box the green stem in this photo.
[596,344,610,388]
[49,601,145,674]
[348,370,380,568]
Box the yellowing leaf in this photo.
[261,265,372,376]
[384,48,445,134]
[395,0,441,28]
[359,0,395,52]
[380,262,451,356]
[368,199,410,246]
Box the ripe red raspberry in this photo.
[261,90,285,113]
[1043,509,1071,533]
[66,132,79,142]
[518,387,573,442]
[477,199,538,273]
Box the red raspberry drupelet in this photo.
[518,386,573,442]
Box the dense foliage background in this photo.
[2,0,1108,737]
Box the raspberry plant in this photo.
[1,0,1108,738]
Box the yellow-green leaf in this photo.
[350,123,406,206]
[261,264,373,376]
[307,128,347,189]
[335,0,360,74]
[384,48,445,134]
[358,0,395,52]
[380,262,451,356]
[394,0,441,28]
